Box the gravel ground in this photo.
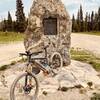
[71,33,100,56]
[0,42,25,66]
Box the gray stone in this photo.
[39,60,100,91]
[39,77,59,95]
[0,60,100,100]
[24,0,72,66]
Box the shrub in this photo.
[0,65,9,71]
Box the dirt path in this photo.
[0,33,100,66]
[0,42,25,66]
[71,33,100,56]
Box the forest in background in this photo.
[72,5,100,32]
[0,0,100,33]
[0,0,27,33]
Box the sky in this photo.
[0,0,100,21]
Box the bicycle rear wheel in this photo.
[10,72,39,100]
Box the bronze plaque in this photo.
[43,17,57,35]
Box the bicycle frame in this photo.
[22,47,50,91]
[10,44,62,100]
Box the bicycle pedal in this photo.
[43,70,49,76]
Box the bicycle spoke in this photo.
[13,75,37,100]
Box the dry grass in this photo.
[0,31,24,43]
[71,48,100,71]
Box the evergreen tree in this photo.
[87,14,91,32]
[85,12,88,31]
[76,10,80,32]
[12,21,17,32]
[98,7,100,31]
[0,21,4,31]
[7,11,13,31]
[72,14,75,32]
[80,5,84,32]
[74,21,79,32]
[72,6,100,32]
[2,19,7,32]
[94,13,98,31]
[90,11,94,31]
[16,0,26,32]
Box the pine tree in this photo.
[80,5,84,32]
[12,21,16,32]
[16,0,26,32]
[87,14,91,32]
[0,21,4,31]
[76,10,80,32]
[7,11,13,31]
[98,7,100,31]
[85,12,88,31]
[2,19,7,32]
[94,13,98,31]
[90,11,94,31]
[72,14,75,32]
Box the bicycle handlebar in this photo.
[43,45,49,50]
[19,45,49,57]
[19,53,27,56]
[19,51,43,57]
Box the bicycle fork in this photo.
[23,74,33,94]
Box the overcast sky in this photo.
[0,0,100,20]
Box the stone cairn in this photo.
[24,0,72,66]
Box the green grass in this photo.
[60,87,69,92]
[10,61,17,65]
[0,58,26,71]
[43,91,48,96]
[0,61,17,71]
[0,65,9,71]
[74,31,100,36]
[0,31,24,43]
[0,98,3,100]
[71,48,100,71]
[91,93,100,100]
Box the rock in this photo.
[39,89,90,100]
[0,60,100,99]
[60,80,74,88]
[40,77,59,93]
[24,0,72,66]
[0,82,2,86]
[37,60,100,98]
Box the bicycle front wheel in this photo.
[10,72,39,100]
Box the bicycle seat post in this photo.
[26,51,31,63]
[44,48,47,58]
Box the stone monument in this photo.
[24,0,72,66]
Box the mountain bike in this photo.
[10,45,63,100]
